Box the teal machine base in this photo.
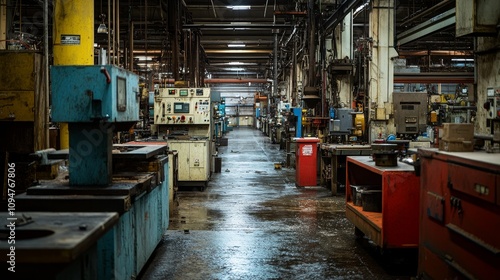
[15,146,170,279]
[15,65,173,279]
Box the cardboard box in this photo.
[439,140,474,152]
[442,123,474,142]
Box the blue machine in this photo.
[13,65,172,279]
[51,65,139,123]
[51,65,139,185]
[292,107,303,138]
[219,102,228,134]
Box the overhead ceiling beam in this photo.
[205,78,271,84]
[206,55,270,59]
[183,23,293,29]
[205,49,273,54]
[208,71,261,75]
[322,0,363,35]
[394,72,473,83]
[201,40,274,44]
[397,50,473,56]
[397,8,456,46]
[399,0,454,27]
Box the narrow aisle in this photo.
[139,127,414,279]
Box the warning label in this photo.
[61,34,80,45]
[302,145,313,156]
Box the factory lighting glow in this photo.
[227,6,251,10]
[451,58,474,62]
[225,67,245,71]
[135,56,154,61]
[228,44,246,48]
[228,62,243,65]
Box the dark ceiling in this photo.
[4,0,473,84]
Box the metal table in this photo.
[320,144,372,195]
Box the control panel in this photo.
[154,88,211,125]
[486,87,500,119]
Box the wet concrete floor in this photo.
[138,127,416,280]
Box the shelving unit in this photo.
[345,156,420,249]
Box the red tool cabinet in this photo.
[345,156,420,248]
[418,149,500,279]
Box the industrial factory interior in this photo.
[0,0,499,279]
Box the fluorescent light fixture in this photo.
[135,56,154,61]
[227,5,251,10]
[228,44,246,48]
[223,62,257,66]
[451,58,474,62]
[225,67,245,71]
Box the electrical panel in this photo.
[486,87,500,119]
[329,108,353,134]
[393,92,428,134]
[154,88,211,125]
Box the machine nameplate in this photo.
[61,34,80,45]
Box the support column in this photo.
[0,0,6,50]
[338,12,354,106]
[53,0,94,149]
[368,0,398,139]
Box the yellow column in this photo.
[0,0,6,50]
[53,0,94,148]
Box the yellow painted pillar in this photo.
[53,0,94,148]
[0,0,6,50]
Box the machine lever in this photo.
[100,67,111,84]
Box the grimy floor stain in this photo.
[138,127,416,280]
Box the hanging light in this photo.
[97,14,108,34]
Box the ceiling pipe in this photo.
[307,0,315,88]
[183,23,293,29]
[398,50,472,56]
[283,25,297,47]
[206,78,271,84]
[393,72,474,83]
[273,30,279,97]
[275,11,307,16]
[322,0,363,36]
[150,79,271,84]
[210,0,217,17]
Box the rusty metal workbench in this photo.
[320,144,372,195]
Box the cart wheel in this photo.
[354,227,364,238]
